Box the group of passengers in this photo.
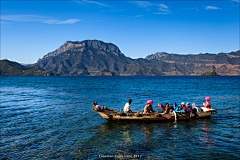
[94,96,212,114]
[124,96,212,114]
[157,102,200,115]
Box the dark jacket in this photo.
[186,107,193,113]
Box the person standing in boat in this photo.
[124,99,132,113]
[201,96,212,112]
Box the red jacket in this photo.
[182,106,186,111]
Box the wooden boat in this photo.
[93,107,217,122]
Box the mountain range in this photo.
[29,40,239,76]
[30,40,161,76]
[0,59,59,76]
[145,51,240,75]
[1,40,239,76]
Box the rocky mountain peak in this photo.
[145,52,169,60]
[42,40,122,59]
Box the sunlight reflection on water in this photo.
[0,76,239,159]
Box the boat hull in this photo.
[93,108,217,122]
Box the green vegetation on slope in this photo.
[0,59,59,76]
[201,70,219,76]
[30,40,240,76]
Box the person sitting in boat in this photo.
[201,96,212,112]
[165,103,169,108]
[163,105,170,113]
[181,102,186,111]
[124,99,132,113]
[192,103,199,113]
[185,102,193,113]
[169,106,175,114]
[175,105,185,113]
[161,106,175,115]
[144,100,155,114]
[93,102,103,110]
[157,103,169,113]
[169,106,177,122]
[164,103,170,112]
[173,102,178,110]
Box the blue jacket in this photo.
[175,109,185,113]
[173,102,178,110]
[175,105,185,113]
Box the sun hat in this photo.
[181,102,185,105]
[186,102,191,107]
[146,100,153,104]
[205,96,211,101]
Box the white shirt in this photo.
[124,102,130,112]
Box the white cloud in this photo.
[130,1,152,8]
[205,6,222,10]
[1,15,44,22]
[154,12,171,15]
[108,9,126,12]
[44,18,81,24]
[157,4,169,9]
[135,15,144,17]
[158,3,171,13]
[231,0,240,2]
[58,19,81,24]
[131,1,172,14]
[74,0,109,7]
[1,15,81,24]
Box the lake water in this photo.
[1,76,239,159]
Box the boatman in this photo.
[124,99,132,113]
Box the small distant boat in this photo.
[93,107,217,122]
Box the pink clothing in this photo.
[204,101,211,109]
[147,100,153,104]
[205,96,211,101]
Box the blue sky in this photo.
[1,0,239,64]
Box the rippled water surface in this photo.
[1,76,239,159]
